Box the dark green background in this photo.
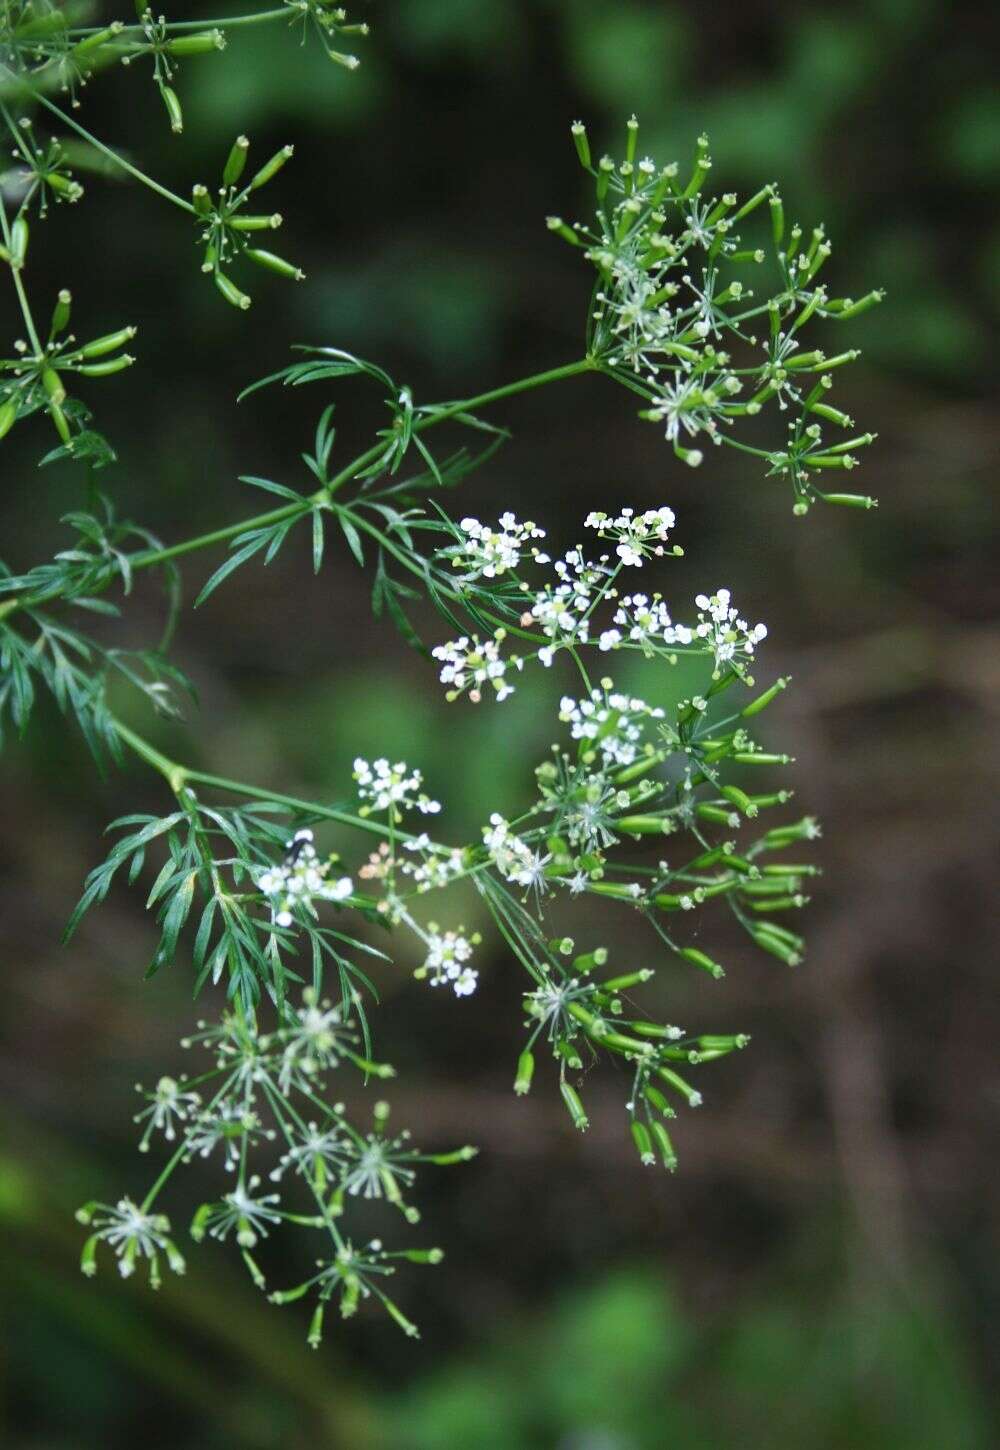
[1,1,997,1445]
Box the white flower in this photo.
[613,593,693,649]
[270,1121,346,1184]
[77,1197,185,1284]
[559,686,665,768]
[256,828,354,928]
[431,632,522,703]
[482,812,548,895]
[134,1075,201,1152]
[277,992,349,1089]
[354,758,441,815]
[453,512,546,579]
[693,588,767,670]
[585,506,676,566]
[453,968,478,997]
[199,1176,282,1248]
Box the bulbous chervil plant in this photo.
[0,4,882,1346]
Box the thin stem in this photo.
[71,8,292,36]
[26,85,195,215]
[130,357,594,572]
[112,718,402,843]
[0,192,43,356]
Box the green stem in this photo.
[0,192,43,356]
[27,86,195,215]
[111,719,401,843]
[70,7,292,36]
[129,356,594,572]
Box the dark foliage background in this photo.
[1,1,997,1446]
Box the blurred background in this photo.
[1,0,997,1445]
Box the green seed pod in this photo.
[601,969,654,992]
[614,814,672,835]
[741,676,789,718]
[307,1303,324,1350]
[835,289,885,319]
[245,248,304,280]
[223,135,250,188]
[167,30,225,55]
[679,947,724,980]
[230,214,282,232]
[50,289,72,337]
[514,1049,535,1095]
[571,119,590,168]
[720,784,757,817]
[642,1084,677,1118]
[560,1080,589,1132]
[71,24,123,58]
[48,399,71,444]
[11,216,28,268]
[545,215,580,246]
[631,1120,655,1166]
[42,368,66,405]
[625,113,639,165]
[0,399,17,440]
[192,183,212,216]
[75,354,135,376]
[160,84,183,135]
[249,145,294,190]
[47,172,83,202]
[79,326,137,358]
[572,947,608,973]
[821,493,878,509]
[214,272,251,310]
[657,1065,702,1107]
[649,1120,678,1171]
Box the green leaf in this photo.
[338,514,365,567]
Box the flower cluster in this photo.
[414,927,479,997]
[354,758,441,816]
[429,504,768,696]
[559,685,666,768]
[256,828,353,927]
[431,631,523,702]
[450,512,547,579]
[584,506,679,566]
[548,118,880,505]
[483,813,552,896]
[78,992,466,1342]
[694,589,768,673]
